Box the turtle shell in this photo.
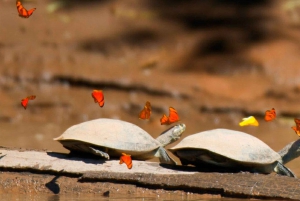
[54,118,161,156]
[169,129,281,164]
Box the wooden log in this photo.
[0,148,299,200]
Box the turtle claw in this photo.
[89,147,110,160]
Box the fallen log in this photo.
[0,148,299,200]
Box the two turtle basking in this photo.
[54,119,300,177]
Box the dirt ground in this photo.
[1,0,300,177]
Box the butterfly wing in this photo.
[119,157,124,164]
[16,1,26,17]
[139,101,151,120]
[264,108,276,122]
[139,108,148,119]
[27,95,36,100]
[293,118,300,136]
[27,8,36,17]
[98,99,105,107]
[125,159,132,169]
[295,118,300,128]
[91,90,101,102]
[291,126,300,137]
[21,98,29,109]
[145,101,151,111]
[91,92,98,103]
[167,107,180,124]
[160,114,169,125]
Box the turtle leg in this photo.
[156,147,177,165]
[274,161,296,178]
[89,147,110,160]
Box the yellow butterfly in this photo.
[239,116,259,127]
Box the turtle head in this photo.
[171,123,186,141]
[278,139,300,164]
[155,123,186,147]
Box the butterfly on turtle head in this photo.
[160,107,180,125]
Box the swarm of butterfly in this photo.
[21,90,179,169]
[138,101,180,125]
[15,0,300,169]
[22,90,300,169]
[22,90,180,169]
[15,0,181,170]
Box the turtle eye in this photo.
[176,124,186,133]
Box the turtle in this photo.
[54,118,186,165]
[169,128,297,177]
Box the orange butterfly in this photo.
[139,101,151,120]
[16,0,36,18]
[91,90,104,107]
[21,95,36,109]
[119,153,132,169]
[160,107,180,125]
[291,118,300,137]
[264,108,276,122]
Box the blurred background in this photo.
[1,0,300,175]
